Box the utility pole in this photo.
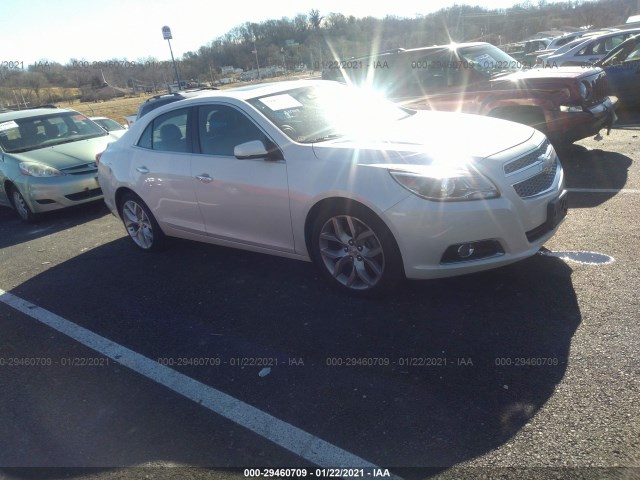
[252,39,261,79]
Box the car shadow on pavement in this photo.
[1,237,580,476]
[0,202,111,250]
[557,145,632,209]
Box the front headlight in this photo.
[19,162,62,177]
[390,168,499,201]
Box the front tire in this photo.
[310,203,404,296]
[9,185,39,223]
[119,193,166,251]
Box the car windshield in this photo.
[247,84,415,143]
[0,111,107,153]
[458,44,523,75]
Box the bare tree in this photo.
[22,72,48,104]
[309,9,323,30]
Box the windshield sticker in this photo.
[259,94,303,111]
[72,114,86,121]
[0,120,19,132]
[473,53,496,66]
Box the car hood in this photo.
[497,66,601,81]
[8,135,115,169]
[311,110,535,164]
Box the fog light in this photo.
[441,239,505,264]
[457,243,475,258]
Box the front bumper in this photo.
[18,173,103,214]
[547,96,618,143]
[383,178,566,280]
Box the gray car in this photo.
[0,107,119,222]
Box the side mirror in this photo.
[234,140,269,160]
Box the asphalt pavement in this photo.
[0,123,638,480]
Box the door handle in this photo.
[136,166,149,174]
[196,174,213,184]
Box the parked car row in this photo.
[537,28,640,68]
[497,26,640,108]
[536,32,640,108]
[533,30,619,67]
[322,42,619,146]
[507,28,620,67]
[5,29,636,294]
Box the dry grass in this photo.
[56,72,317,124]
[58,93,158,125]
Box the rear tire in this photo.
[310,203,404,296]
[119,192,166,252]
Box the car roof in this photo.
[142,88,218,102]
[343,42,496,62]
[0,107,69,122]
[573,27,640,43]
[184,79,329,101]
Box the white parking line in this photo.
[0,288,395,474]
[567,188,640,194]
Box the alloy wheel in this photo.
[122,200,154,250]
[318,215,385,290]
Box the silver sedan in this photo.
[97,80,567,295]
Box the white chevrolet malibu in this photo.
[97,80,567,295]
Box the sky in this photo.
[4,0,551,66]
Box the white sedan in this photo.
[97,80,567,295]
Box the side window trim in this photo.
[135,106,194,153]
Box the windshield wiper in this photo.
[306,133,344,143]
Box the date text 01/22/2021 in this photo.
[243,468,392,477]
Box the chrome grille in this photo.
[504,139,551,176]
[512,158,559,198]
[585,72,608,106]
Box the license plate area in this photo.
[547,190,568,228]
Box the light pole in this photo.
[162,26,182,91]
